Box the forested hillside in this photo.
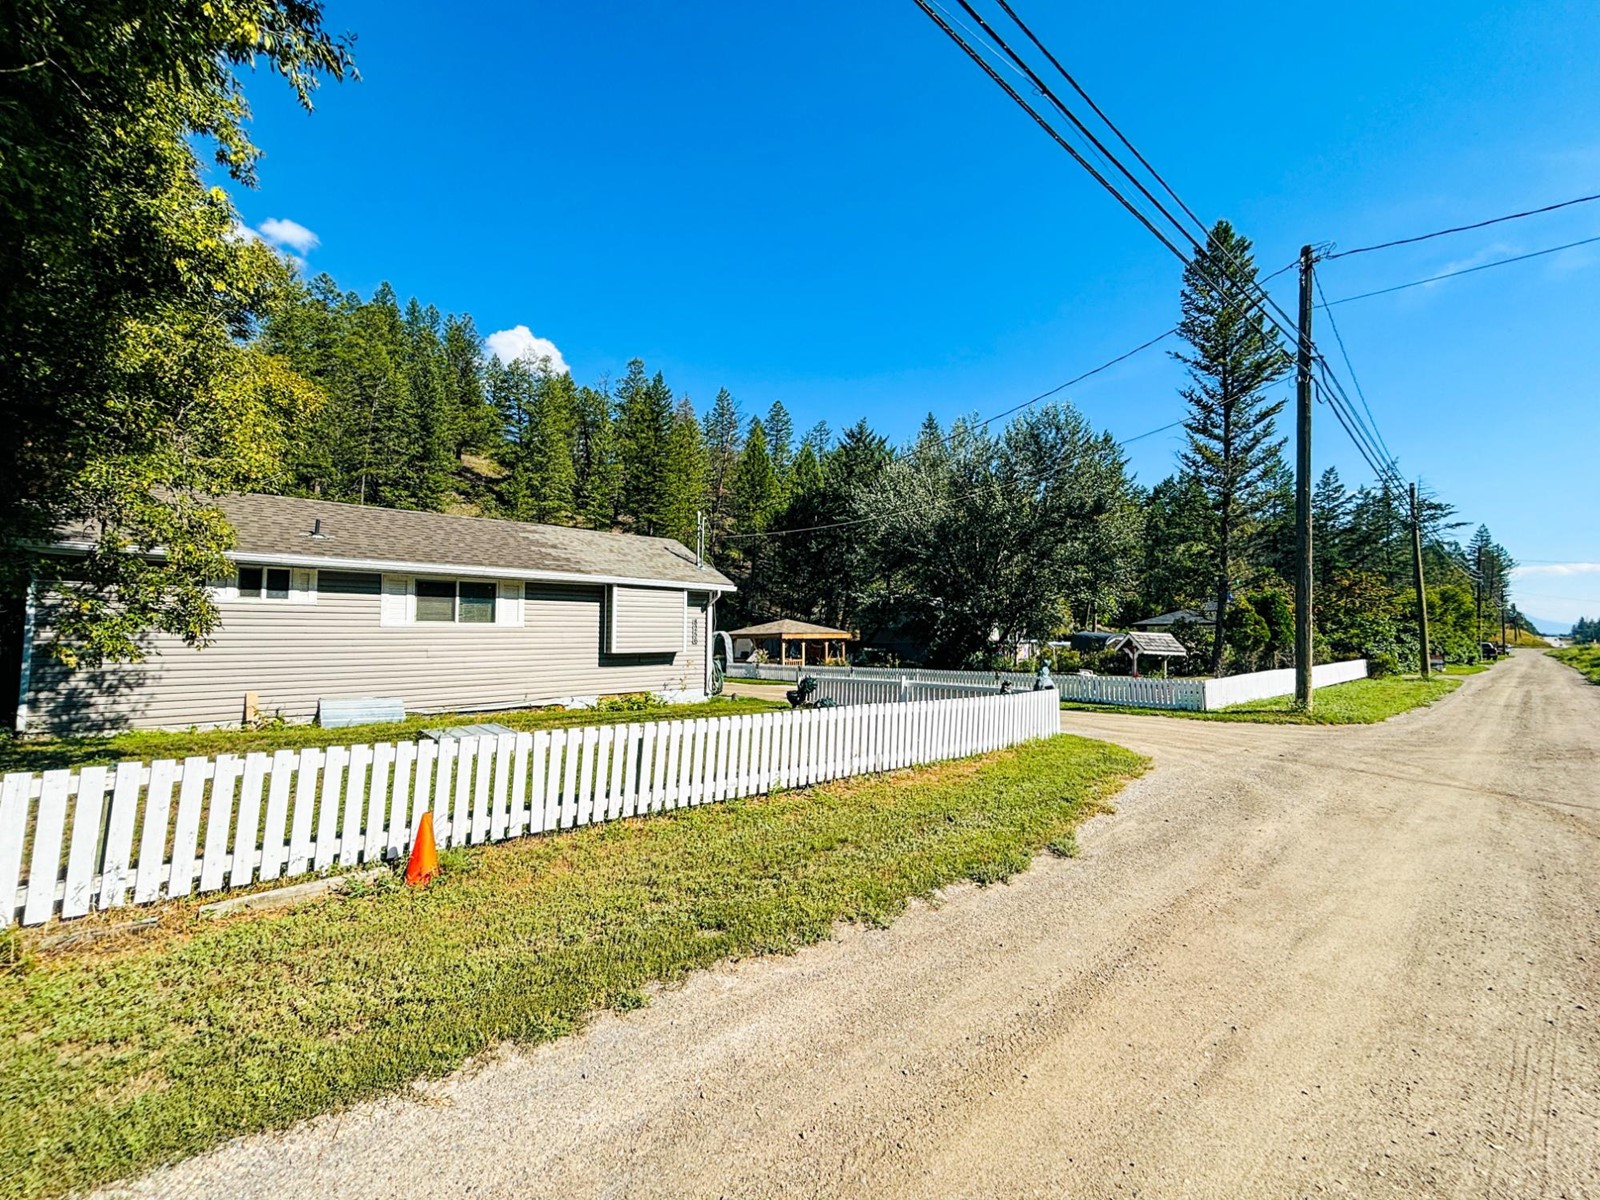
[0,3,1530,678]
[251,268,1527,675]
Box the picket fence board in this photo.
[5,689,1059,926]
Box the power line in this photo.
[914,2,1406,494]
[916,0,1302,347]
[1311,272,1393,466]
[1326,192,1600,259]
[909,0,1189,264]
[1320,234,1600,306]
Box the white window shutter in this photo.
[381,575,413,626]
[496,580,524,627]
[290,568,317,604]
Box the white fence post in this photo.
[4,682,1065,927]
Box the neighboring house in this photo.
[727,619,855,667]
[17,493,735,733]
[1131,599,1218,632]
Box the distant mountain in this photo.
[1525,615,1573,636]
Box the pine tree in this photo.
[730,417,779,536]
[702,387,742,550]
[573,382,620,530]
[766,399,794,491]
[1174,220,1291,675]
[1312,467,1353,587]
[442,313,495,455]
[660,397,709,546]
[501,364,578,523]
[615,359,676,535]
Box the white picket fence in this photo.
[1201,659,1368,710]
[1,689,1061,928]
[809,665,1039,690]
[1057,674,1207,711]
[808,674,1037,706]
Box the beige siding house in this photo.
[19,494,735,733]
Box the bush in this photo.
[1366,649,1402,678]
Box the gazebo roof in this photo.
[727,619,854,639]
[1117,630,1188,656]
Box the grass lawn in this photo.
[0,695,788,775]
[1549,645,1600,684]
[0,733,1143,1199]
[1438,663,1489,676]
[1061,674,1460,725]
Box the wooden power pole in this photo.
[1294,245,1315,709]
[1410,483,1431,678]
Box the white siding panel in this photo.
[27,584,708,733]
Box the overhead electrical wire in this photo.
[1326,192,1600,259]
[914,0,1413,492]
[1311,272,1394,467]
[1319,233,1600,306]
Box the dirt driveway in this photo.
[102,652,1599,1199]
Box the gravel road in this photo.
[101,651,1599,1199]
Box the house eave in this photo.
[40,541,738,594]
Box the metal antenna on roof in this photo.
[695,511,705,570]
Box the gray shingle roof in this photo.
[57,493,736,590]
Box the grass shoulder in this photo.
[1061,674,1460,725]
[0,733,1144,1199]
[0,696,788,775]
[1549,645,1600,684]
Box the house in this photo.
[16,493,735,733]
[727,619,855,667]
[1131,599,1218,632]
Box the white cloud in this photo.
[256,217,321,256]
[486,325,570,375]
[1511,563,1600,578]
[227,221,263,244]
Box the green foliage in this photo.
[0,735,1144,1199]
[1550,645,1600,684]
[1571,617,1600,645]
[1174,220,1291,676]
[860,405,1140,666]
[0,1,352,662]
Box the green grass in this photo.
[0,696,788,775]
[1549,645,1600,684]
[1061,674,1460,725]
[1438,663,1489,676]
[0,734,1144,1199]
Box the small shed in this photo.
[727,619,855,667]
[1114,630,1189,678]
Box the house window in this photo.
[238,566,291,600]
[414,579,498,624]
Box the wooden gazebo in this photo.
[727,619,856,667]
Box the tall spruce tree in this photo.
[573,382,620,530]
[1174,220,1291,675]
[660,397,709,546]
[614,359,676,535]
[702,387,742,551]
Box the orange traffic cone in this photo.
[405,811,440,887]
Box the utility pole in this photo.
[1410,483,1431,678]
[1294,245,1315,710]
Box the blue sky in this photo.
[232,1,1600,630]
